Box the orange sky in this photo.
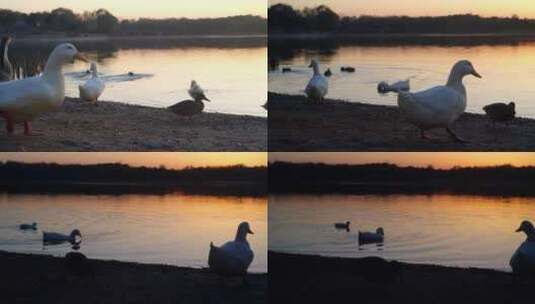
[0,153,267,169]
[270,153,535,169]
[273,0,535,18]
[0,0,266,19]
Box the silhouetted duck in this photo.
[334,221,350,230]
[19,222,37,230]
[483,102,515,127]
[65,252,94,277]
[168,99,205,116]
[128,71,134,76]
[282,67,292,73]
[359,227,384,245]
[324,68,332,77]
[43,229,82,245]
[341,66,355,73]
[0,36,13,82]
[510,221,535,282]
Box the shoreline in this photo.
[268,92,535,151]
[0,98,267,151]
[0,250,267,304]
[269,251,530,304]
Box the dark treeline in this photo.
[269,3,535,34]
[269,162,535,197]
[0,8,266,36]
[0,162,267,197]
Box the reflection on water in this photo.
[269,194,534,271]
[269,38,535,118]
[0,193,267,273]
[10,37,267,117]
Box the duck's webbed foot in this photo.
[446,127,469,143]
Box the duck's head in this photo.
[32,222,37,228]
[236,222,254,242]
[70,229,82,241]
[191,80,197,87]
[516,221,535,235]
[346,221,351,226]
[1,36,12,46]
[508,102,516,113]
[51,43,88,65]
[89,62,98,76]
[376,227,384,235]
[452,60,481,79]
[308,59,319,69]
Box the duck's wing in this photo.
[209,241,251,275]
[398,86,464,125]
[305,75,328,97]
[0,76,55,111]
[511,242,535,272]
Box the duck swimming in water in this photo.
[19,222,37,230]
[359,227,384,245]
[43,229,82,245]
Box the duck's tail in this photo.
[378,80,410,94]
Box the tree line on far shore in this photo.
[268,3,535,34]
[0,8,266,35]
[269,162,535,196]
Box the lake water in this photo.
[11,36,267,117]
[269,38,535,119]
[0,193,267,273]
[269,194,535,271]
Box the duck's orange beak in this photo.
[74,52,89,63]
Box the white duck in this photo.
[305,59,328,102]
[396,60,481,142]
[359,227,384,244]
[510,221,535,276]
[79,62,105,104]
[378,79,410,94]
[43,229,82,244]
[208,222,254,276]
[188,80,210,102]
[0,43,88,135]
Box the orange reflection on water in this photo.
[0,193,267,272]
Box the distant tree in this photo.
[95,9,118,33]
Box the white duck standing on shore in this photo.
[208,222,254,278]
[188,80,210,102]
[79,62,105,104]
[394,60,481,142]
[305,59,328,102]
[43,229,82,245]
[510,220,535,279]
[0,43,88,135]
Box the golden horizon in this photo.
[269,153,535,169]
[0,153,267,169]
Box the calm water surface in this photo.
[269,41,535,118]
[269,194,535,271]
[13,37,267,117]
[0,193,267,273]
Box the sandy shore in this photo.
[269,251,531,304]
[0,98,267,151]
[0,250,266,304]
[268,92,535,151]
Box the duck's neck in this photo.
[1,41,9,69]
[446,69,467,94]
[312,64,320,76]
[91,68,98,78]
[42,55,65,86]
[235,228,248,243]
[525,228,535,242]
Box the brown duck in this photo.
[168,81,211,116]
[483,102,515,127]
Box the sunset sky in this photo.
[0,153,267,169]
[270,153,535,169]
[272,0,535,18]
[0,0,266,19]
